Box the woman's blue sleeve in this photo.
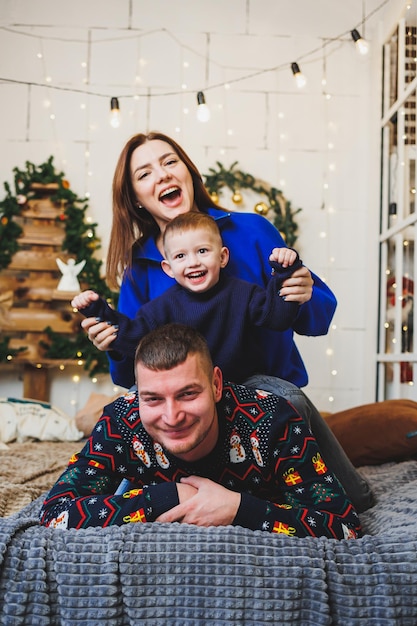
[222,212,337,336]
[108,269,148,388]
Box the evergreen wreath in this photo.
[203,161,300,247]
[0,157,118,377]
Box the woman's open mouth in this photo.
[159,187,182,205]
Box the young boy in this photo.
[72,212,303,383]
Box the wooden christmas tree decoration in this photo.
[0,159,118,401]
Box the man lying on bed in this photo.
[39,323,362,539]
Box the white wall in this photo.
[0,0,406,415]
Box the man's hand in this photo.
[176,481,198,503]
[156,476,241,527]
[279,265,313,304]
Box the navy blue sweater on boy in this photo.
[79,256,303,383]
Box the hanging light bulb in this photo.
[351,29,370,55]
[196,91,211,122]
[291,62,307,88]
[109,97,121,128]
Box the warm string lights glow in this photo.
[351,28,370,55]
[291,62,307,89]
[0,357,122,415]
[383,238,415,388]
[0,0,390,126]
[112,21,367,125]
[108,89,213,126]
[290,26,369,90]
[109,97,121,128]
[378,1,417,394]
[320,43,339,407]
[196,91,211,122]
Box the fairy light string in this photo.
[0,0,391,104]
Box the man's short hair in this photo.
[162,212,222,253]
[135,323,214,374]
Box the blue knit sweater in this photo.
[108,210,337,388]
[80,256,302,383]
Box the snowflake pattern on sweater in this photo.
[39,384,361,539]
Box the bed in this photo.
[1,436,417,625]
[0,395,417,626]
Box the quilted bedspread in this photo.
[1,455,417,625]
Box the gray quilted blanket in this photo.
[1,459,417,625]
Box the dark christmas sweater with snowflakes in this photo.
[39,384,362,539]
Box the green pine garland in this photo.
[0,188,23,268]
[203,161,300,246]
[0,337,26,362]
[0,157,118,376]
[39,327,111,379]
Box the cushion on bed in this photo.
[324,399,417,466]
[74,392,121,436]
[0,397,83,445]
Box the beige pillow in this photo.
[75,392,121,436]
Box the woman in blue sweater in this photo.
[72,212,303,383]
[81,131,373,512]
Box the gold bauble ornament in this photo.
[232,190,243,204]
[210,191,219,204]
[254,202,269,216]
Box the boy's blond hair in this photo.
[162,212,222,253]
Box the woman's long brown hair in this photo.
[106,131,224,290]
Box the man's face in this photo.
[137,354,223,462]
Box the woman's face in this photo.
[130,139,198,233]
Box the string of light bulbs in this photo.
[112,23,369,125]
[0,0,393,125]
[321,41,337,407]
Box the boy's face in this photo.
[161,227,229,293]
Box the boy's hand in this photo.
[269,247,298,268]
[71,290,99,310]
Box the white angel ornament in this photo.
[56,258,86,292]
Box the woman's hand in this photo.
[279,265,313,304]
[81,316,118,351]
